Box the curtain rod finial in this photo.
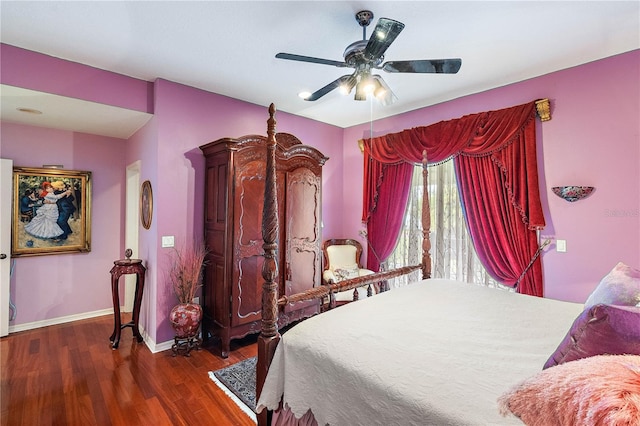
[535,99,551,121]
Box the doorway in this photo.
[124,161,141,312]
[1,158,13,336]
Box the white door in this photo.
[1,158,13,337]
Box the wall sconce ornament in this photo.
[552,186,595,202]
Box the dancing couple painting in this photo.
[24,180,76,242]
[12,167,92,257]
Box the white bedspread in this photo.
[256,279,584,426]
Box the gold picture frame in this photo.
[140,180,153,230]
[12,167,92,257]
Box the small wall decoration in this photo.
[140,180,153,230]
[12,167,92,257]
[552,186,595,202]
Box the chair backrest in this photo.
[322,239,363,272]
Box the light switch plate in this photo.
[556,239,567,252]
[162,235,175,248]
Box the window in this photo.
[385,160,504,289]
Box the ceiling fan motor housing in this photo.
[344,40,383,68]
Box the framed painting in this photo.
[12,167,92,257]
[140,180,153,230]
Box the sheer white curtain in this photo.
[385,160,504,289]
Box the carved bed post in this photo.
[421,150,432,279]
[257,103,281,426]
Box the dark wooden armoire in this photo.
[199,133,327,358]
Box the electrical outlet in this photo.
[161,235,175,248]
[556,239,567,252]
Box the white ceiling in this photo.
[0,85,153,139]
[1,1,638,138]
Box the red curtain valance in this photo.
[362,101,542,225]
[362,101,536,162]
[361,101,546,296]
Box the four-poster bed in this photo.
[255,103,432,425]
[250,104,639,425]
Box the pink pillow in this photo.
[499,355,640,426]
[543,303,640,369]
[585,262,640,308]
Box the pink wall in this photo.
[343,50,640,303]
[124,106,160,342]
[1,123,127,323]
[1,44,153,113]
[1,45,638,347]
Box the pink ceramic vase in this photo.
[169,303,203,338]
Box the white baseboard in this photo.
[8,308,114,333]
[148,337,174,353]
[137,322,174,353]
[8,308,178,355]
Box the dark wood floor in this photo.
[1,314,257,425]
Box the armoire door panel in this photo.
[236,161,265,246]
[286,169,321,242]
[283,248,320,313]
[236,179,264,246]
[282,168,322,313]
[211,261,227,325]
[205,167,217,222]
[205,157,229,227]
[232,255,263,325]
[232,158,266,328]
[207,228,225,258]
[214,162,228,225]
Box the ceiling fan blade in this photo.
[364,18,405,61]
[304,75,354,101]
[275,53,347,68]
[382,58,462,74]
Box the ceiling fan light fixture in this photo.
[354,81,368,101]
[377,91,396,106]
[339,75,357,95]
[373,76,396,106]
[354,70,375,100]
[359,71,375,94]
[364,82,375,94]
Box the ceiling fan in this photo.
[275,10,462,105]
